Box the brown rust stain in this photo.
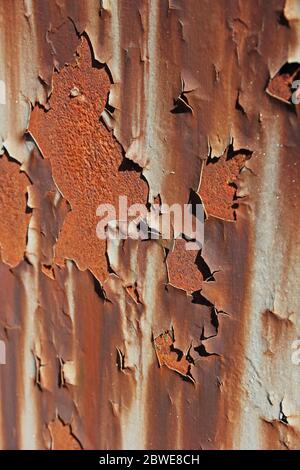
[266,62,300,104]
[166,239,203,293]
[199,148,249,221]
[29,37,148,282]
[48,417,81,450]
[261,418,300,450]
[154,330,192,380]
[0,154,30,266]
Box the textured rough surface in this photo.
[0,154,30,266]
[166,239,204,292]
[29,37,147,281]
[199,147,250,221]
[0,0,300,451]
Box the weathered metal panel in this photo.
[0,0,300,450]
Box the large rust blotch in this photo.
[0,154,30,266]
[29,37,148,281]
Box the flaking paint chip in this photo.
[62,361,76,385]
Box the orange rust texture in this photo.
[29,38,148,281]
[1,0,300,452]
[266,63,300,104]
[154,331,192,380]
[48,418,81,450]
[167,239,203,292]
[0,154,30,266]
[199,149,248,221]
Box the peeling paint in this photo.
[0,0,300,451]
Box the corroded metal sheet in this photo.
[0,0,300,450]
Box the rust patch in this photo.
[48,417,82,450]
[29,37,148,282]
[0,153,30,266]
[166,239,203,293]
[199,147,250,221]
[266,62,300,104]
[154,330,192,381]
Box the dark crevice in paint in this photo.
[58,357,65,388]
[192,290,212,307]
[81,32,106,71]
[25,192,33,214]
[105,251,117,277]
[228,181,238,191]
[170,344,183,362]
[207,144,252,164]
[103,95,115,116]
[93,276,106,301]
[192,292,220,336]
[186,344,195,364]
[279,400,289,425]
[276,10,290,28]
[21,255,34,267]
[194,343,219,358]
[210,306,219,333]
[187,189,206,224]
[1,148,25,166]
[118,156,143,173]
[235,91,246,115]
[171,92,193,114]
[30,95,51,113]
[195,252,215,282]
[227,144,253,160]
[276,62,300,76]
[116,348,125,371]
[183,371,195,384]
[206,155,220,165]
[188,189,201,207]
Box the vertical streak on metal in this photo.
[65,260,77,389]
[136,245,158,448]
[109,0,121,83]
[236,123,281,449]
[285,0,300,62]
[119,291,141,450]
[19,218,39,449]
[120,244,159,449]
[143,0,162,201]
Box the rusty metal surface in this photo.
[0,0,300,450]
